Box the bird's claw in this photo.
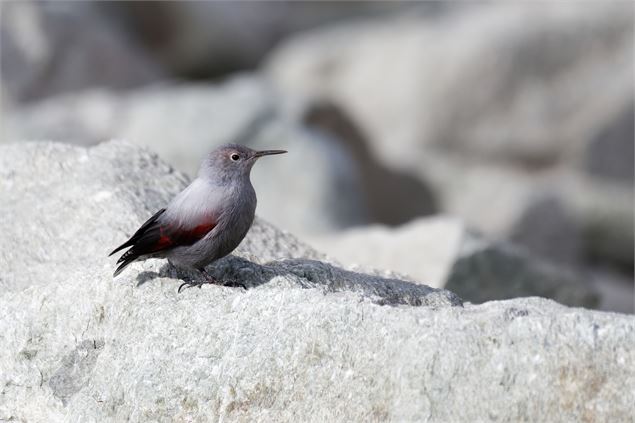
[177,281,204,293]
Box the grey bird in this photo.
[109,144,286,292]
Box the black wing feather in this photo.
[109,208,166,257]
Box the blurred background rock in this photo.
[1,0,632,312]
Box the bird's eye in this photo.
[230,154,240,161]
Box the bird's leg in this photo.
[178,268,214,293]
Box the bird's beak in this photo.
[253,149,287,158]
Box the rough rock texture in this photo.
[309,217,601,309]
[0,1,162,106]
[3,283,634,421]
[1,141,634,421]
[0,141,186,292]
[1,76,370,235]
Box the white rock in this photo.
[1,282,633,421]
[1,141,633,421]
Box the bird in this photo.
[109,144,286,292]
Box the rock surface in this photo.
[1,141,633,421]
[3,282,634,421]
[309,217,600,309]
[0,140,455,308]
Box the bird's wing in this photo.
[109,208,167,257]
[110,179,222,276]
[113,211,217,255]
[110,210,218,277]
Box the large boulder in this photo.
[0,140,455,309]
[309,217,602,310]
[0,1,162,106]
[3,285,634,421]
[1,141,634,421]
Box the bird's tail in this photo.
[112,249,139,277]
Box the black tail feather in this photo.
[116,249,136,265]
[109,240,133,257]
[113,250,139,277]
[109,208,166,257]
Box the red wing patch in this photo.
[156,234,173,250]
[117,215,217,259]
[156,221,217,251]
[189,222,217,238]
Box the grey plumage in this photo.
[109,144,286,284]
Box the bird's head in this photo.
[199,144,287,182]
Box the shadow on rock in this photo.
[136,264,181,287]
[140,255,462,308]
